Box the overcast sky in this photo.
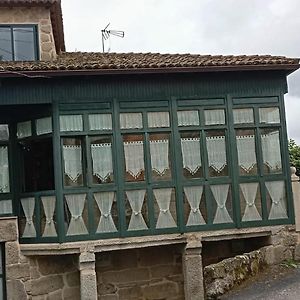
[61,0,300,143]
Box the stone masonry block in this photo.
[118,285,142,299]
[6,263,30,280]
[38,255,76,276]
[6,279,27,300]
[150,264,182,279]
[46,289,63,300]
[31,274,64,296]
[139,246,174,266]
[142,281,179,300]
[102,268,150,284]
[0,218,18,242]
[63,286,80,300]
[295,243,300,261]
[5,241,20,265]
[65,271,80,287]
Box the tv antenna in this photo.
[101,23,125,53]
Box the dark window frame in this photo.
[0,24,39,61]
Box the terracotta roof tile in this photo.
[0,52,299,74]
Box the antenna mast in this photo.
[101,23,125,52]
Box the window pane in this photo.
[62,138,83,186]
[177,110,199,126]
[89,114,112,130]
[0,27,12,61]
[60,115,83,132]
[91,136,113,184]
[120,113,142,129]
[261,129,282,174]
[266,181,287,220]
[211,184,233,224]
[206,130,228,177]
[180,132,202,178]
[123,135,145,181]
[94,192,118,233]
[240,183,262,222]
[147,112,170,128]
[0,146,9,193]
[19,138,54,192]
[204,109,225,125]
[0,199,12,214]
[36,117,52,135]
[0,125,9,141]
[150,133,171,181]
[41,196,57,237]
[65,194,88,236]
[236,129,257,175]
[17,121,31,138]
[233,108,254,124]
[125,190,149,231]
[259,107,280,124]
[13,27,36,61]
[153,188,177,229]
[183,186,207,226]
[20,197,36,238]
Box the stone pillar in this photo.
[79,246,97,300]
[291,167,300,233]
[182,237,205,300]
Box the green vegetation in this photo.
[288,139,300,175]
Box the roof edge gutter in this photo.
[0,64,298,78]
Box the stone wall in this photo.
[96,245,184,300]
[28,255,80,300]
[204,226,299,299]
[0,6,57,60]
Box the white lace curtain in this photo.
[177,111,199,126]
[36,117,52,135]
[91,143,113,181]
[126,190,148,231]
[181,138,202,175]
[120,113,143,129]
[0,146,9,193]
[261,131,282,170]
[211,184,233,224]
[123,141,145,178]
[41,196,57,237]
[94,192,117,233]
[236,135,257,173]
[66,194,88,236]
[206,136,227,173]
[266,181,287,220]
[259,107,280,124]
[63,145,82,182]
[184,186,206,226]
[233,108,254,124]
[150,139,169,176]
[204,110,225,125]
[154,188,176,228]
[21,197,36,238]
[60,115,83,132]
[147,112,170,128]
[240,183,261,222]
[89,114,112,130]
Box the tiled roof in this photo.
[0,0,65,52]
[0,52,299,75]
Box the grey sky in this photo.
[61,0,300,142]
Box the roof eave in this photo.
[0,64,298,78]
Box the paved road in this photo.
[221,267,300,300]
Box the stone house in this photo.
[0,0,299,299]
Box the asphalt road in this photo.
[221,266,300,300]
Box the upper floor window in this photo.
[0,25,38,61]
